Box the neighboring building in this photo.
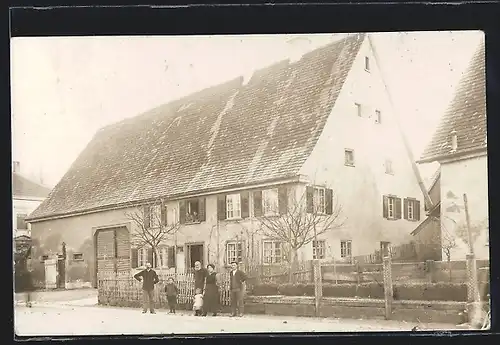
[27,34,425,287]
[411,168,442,261]
[12,161,52,238]
[417,40,488,260]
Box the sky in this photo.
[11,31,483,188]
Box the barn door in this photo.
[96,227,130,279]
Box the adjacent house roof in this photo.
[12,172,52,199]
[418,41,486,163]
[27,34,365,222]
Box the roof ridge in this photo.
[12,171,52,191]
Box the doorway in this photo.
[186,243,204,269]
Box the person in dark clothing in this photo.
[203,264,220,316]
[193,260,208,315]
[164,277,178,314]
[134,262,159,314]
[229,261,247,317]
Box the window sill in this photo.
[364,68,371,73]
[385,217,399,221]
[224,217,243,222]
[344,163,355,167]
[183,221,203,225]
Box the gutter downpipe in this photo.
[367,35,434,211]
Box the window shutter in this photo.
[161,202,167,226]
[278,187,288,215]
[148,247,154,267]
[325,188,333,215]
[168,246,176,268]
[217,195,227,220]
[395,198,402,219]
[403,198,408,220]
[306,186,314,213]
[179,200,186,224]
[253,191,263,217]
[131,248,138,268]
[144,206,151,228]
[199,198,206,222]
[415,200,421,221]
[382,195,388,219]
[241,192,250,218]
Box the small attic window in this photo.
[364,56,370,72]
[450,130,458,151]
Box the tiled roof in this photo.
[12,173,52,199]
[27,34,365,221]
[419,41,486,163]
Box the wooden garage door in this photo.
[96,227,130,277]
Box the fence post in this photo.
[425,260,435,283]
[313,259,323,317]
[466,253,481,326]
[308,260,314,283]
[382,256,393,320]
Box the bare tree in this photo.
[124,198,180,268]
[440,217,457,282]
[256,187,345,282]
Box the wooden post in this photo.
[313,259,323,317]
[382,256,393,320]
[425,260,435,283]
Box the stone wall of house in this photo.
[440,154,489,260]
[299,38,425,258]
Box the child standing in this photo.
[193,288,204,316]
[164,277,178,314]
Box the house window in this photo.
[404,198,420,221]
[344,149,355,166]
[262,189,279,216]
[340,240,352,258]
[186,199,200,223]
[159,247,169,267]
[137,248,148,268]
[41,255,49,261]
[364,56,370,71]
[385,159,393,174]
[16,213,28,230]
[226,242,243,264]
[383,195,402,220]
[388,198,395,219]
[72,253,83,261]
[313,187,326,214]
[312,240,326,259]
[375,110,382,124]
[226,193,241,219]
[263,241,283,264]
[144,205,162,228]
[355,103,362,117]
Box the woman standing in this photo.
[203,264,220,316]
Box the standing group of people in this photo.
[133,260,247,317]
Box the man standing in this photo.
[134,262,159,314]
[229,261,247,317]
[193,260,208,315]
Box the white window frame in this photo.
[159,246,169,268]
[226,241,243,264]
[312,240,326,260]
[340,240,352,258]
[262,188,279,216]
[344,149,355,166]
[149,205,161,228]
[138,247,148,268]
[407,199,416,221]
[387,197,397,219]
[263,240,283,264]
[313,187,326,214]
[226,193,241,220]
[385,159,393,174]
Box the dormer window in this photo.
[451,130,458,151]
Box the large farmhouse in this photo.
[27,34,425,288]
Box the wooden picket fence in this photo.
[97,271,233,308]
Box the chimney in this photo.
[13,161,20,173]
[450,130,458,152]
[286,36,313,62]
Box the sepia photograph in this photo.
[11,30,489,336]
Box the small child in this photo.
[193,288,204,316]
[164,277,178,314]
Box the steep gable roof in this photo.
[28,34,365,222]
[419,41,486,163]
[12,172,52,199]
